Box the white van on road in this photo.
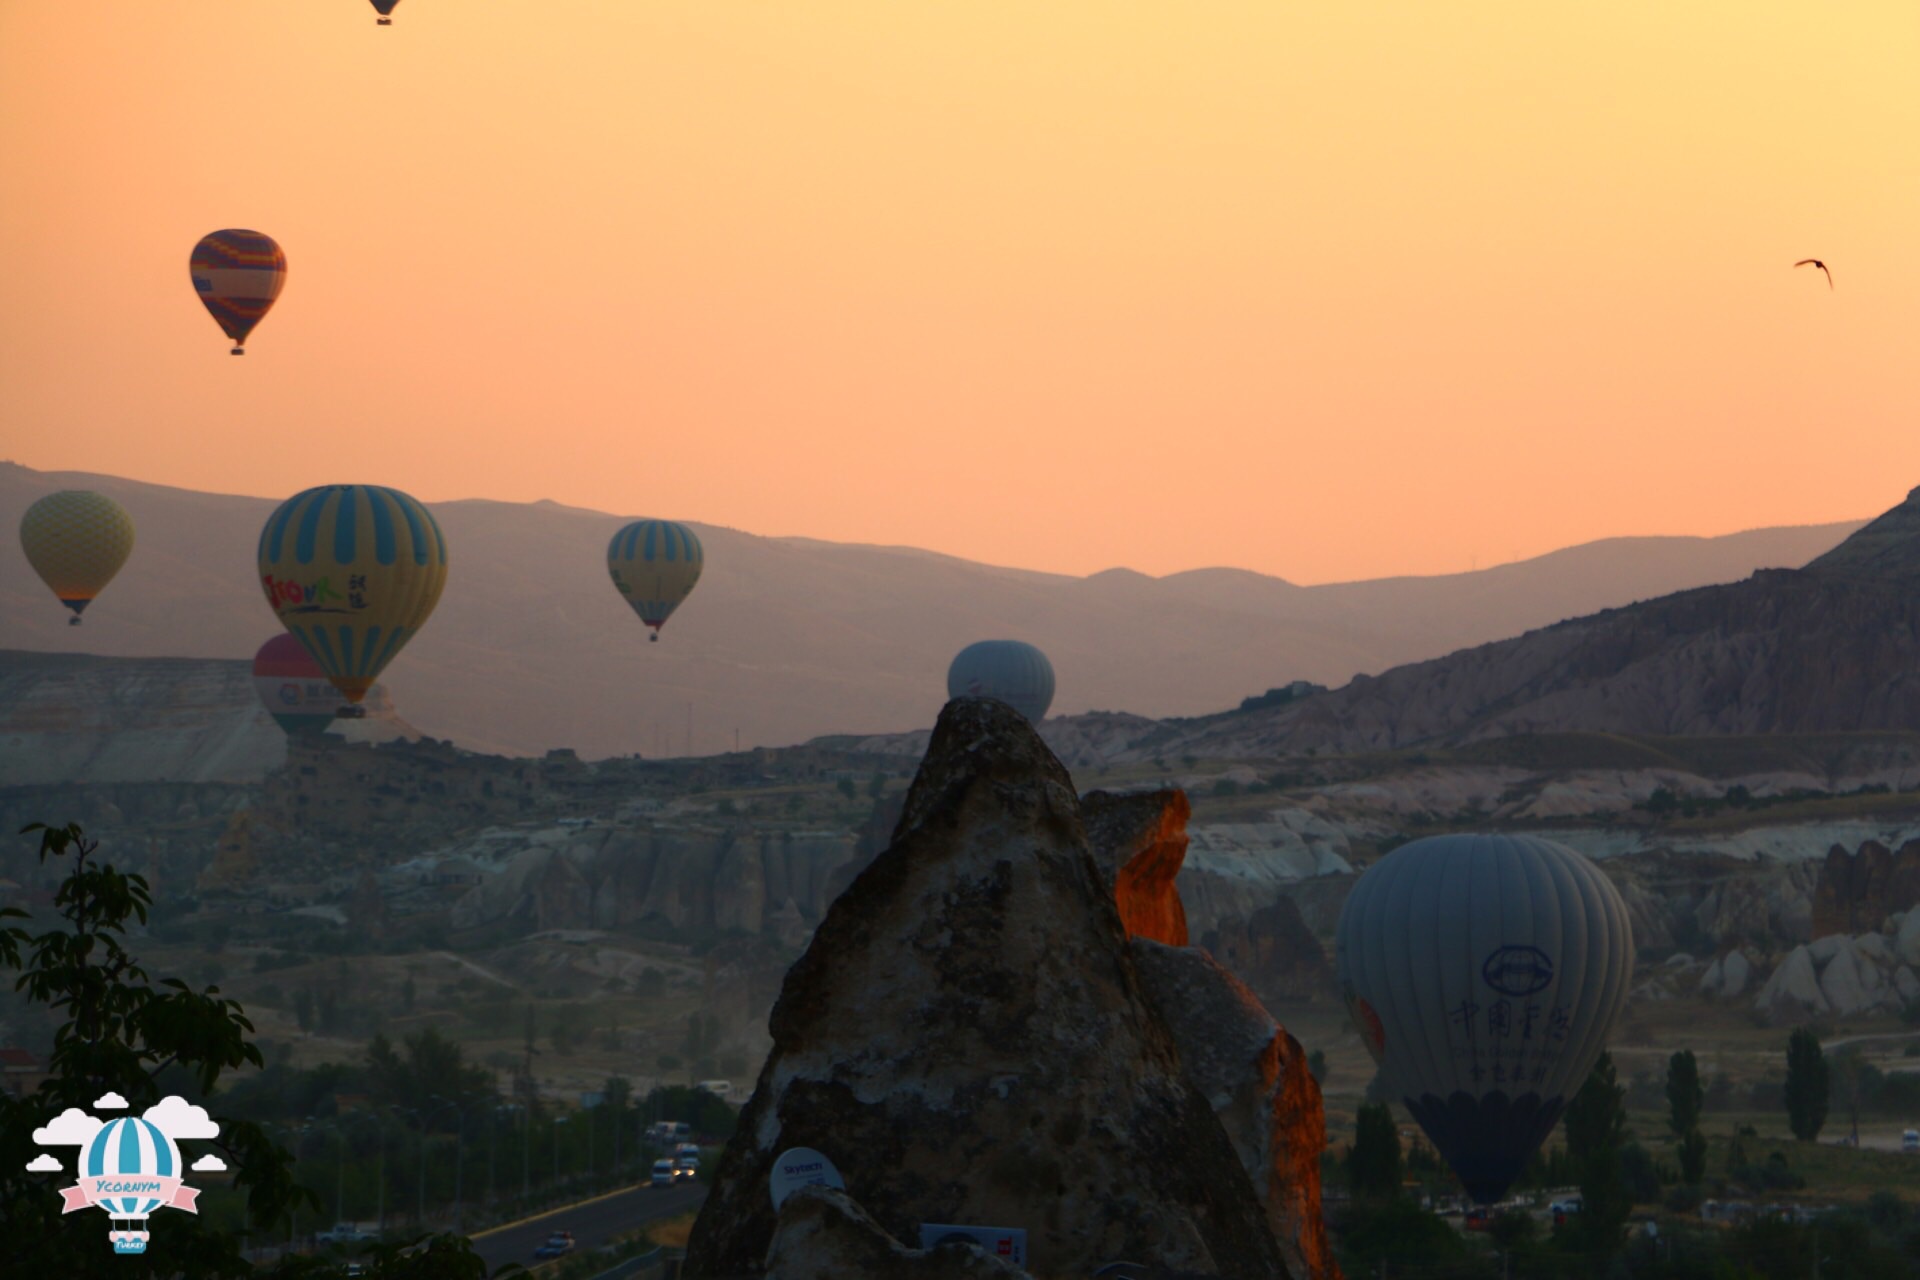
[651,1158,677,1188]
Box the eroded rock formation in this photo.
[1131,940,1337,1280]
[1082,788,1191,945]
[1812,840,1920,939]
[683,698,1293,1279]
[1199,896,1336,1008]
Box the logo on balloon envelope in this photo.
[768,1147,846,1210]
[1481,945,1555,997]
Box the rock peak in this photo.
[1804,485,1920,578]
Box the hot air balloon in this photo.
[252,633,351,736]
[370,0,400,23]
[19,490,135,625]
[189,230,286,354]
[947,640,1054,722]
[607,520,703,642]
[257,485,446,715]
[1335,833,1633,1204]
[82,1115,182,1255]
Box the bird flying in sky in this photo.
[1794,259,1833,289]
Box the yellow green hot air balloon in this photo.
[20,490,135,625]
[257,485,446,710]
[607,520,703,642]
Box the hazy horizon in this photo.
[5,2,1915,585]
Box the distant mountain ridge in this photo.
[0,462,1863,758]
[1107,486,1920,760]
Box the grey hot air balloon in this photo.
[1335,833,1633,1204]
[946,640,1055,723]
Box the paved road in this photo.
[473,1181,706,1273]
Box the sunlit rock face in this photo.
[684,698,1293,1280]
[1081,787,1191,946]
[1131,940,1340,1280]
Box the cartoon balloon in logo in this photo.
[607,520,703,642]
[189,230,286,354]
[1335,833,1633,1204]
[77,1116,188,1254]
[19,490,135,625]
[257,486,447,713]
[946,640,1055,723]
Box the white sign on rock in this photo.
[768,1147,845,1210]
[920,1223,1028,1267]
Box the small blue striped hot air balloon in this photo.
[947,640,1055,722]
[84,1116,181,1253]
[607,520,703,642]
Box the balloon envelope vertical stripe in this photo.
[607,519,703,637]
[257,485,447,704]
[1335,833,1632,1203]
[189,229,286,349]
[19,490,135,619]
[83,1117,179,1219]
[947,640,1055,722]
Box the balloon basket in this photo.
[68,616,82,627]
[378,17,392,23]
[230,346,245,355]
[110,1232,150,1255]
[335,705,368,720]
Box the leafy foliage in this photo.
[1345,1103,1402,1202]
[1784,1028,1829,1142]
[0,823,498,1279]
[1667,1048,1703,1138]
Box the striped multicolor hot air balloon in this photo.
[607,520,703,642]
[19,490,135,625]
[257,486,447,710]
[189,230,286,355]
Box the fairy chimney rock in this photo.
[1131,939,1340,1280]
[683,697,1291,1279]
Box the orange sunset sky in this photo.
[2,1,1915,584]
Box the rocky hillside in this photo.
[922,485,1920,763]
[0,650,412,784]
[0,462,1860,757]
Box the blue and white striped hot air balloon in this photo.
[84,1116,181,1253]
[607,520,703,642]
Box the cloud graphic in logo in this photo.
[26,1153,63,1172]
[92,1091,129,1110]
[33,1108,104,1146]
[191,1154,228,1172]
[144,1096,220,1140]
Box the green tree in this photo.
[836,776,857,801]
[1678,1128,1708,1184]
[1346,1103,1402,1202]
[1666,1048,1703,1138]
[1561,1053,1632,1257]
[1784,1028,1830,1142]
